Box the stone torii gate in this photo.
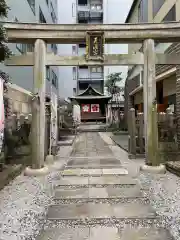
[3,21,180,175]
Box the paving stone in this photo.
[100,159,121,165]
[37,228,90,240]
[56,176,89,186]
[106,186,143,198]
[118,227,174,240]
[112,203,156,218]
[47,203,113,220]
[55,188,89,199]
[87,203,113,218]
[47,204,90,219]
[61,169,103,176]
[89,227,120,240]
[89,187,108,198]
[89,176,138,185]
[102,168,128,175]
[66,165,121,169]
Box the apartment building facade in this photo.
[1,0,59,98]
[125,0,180,121]
[58,0,129,98]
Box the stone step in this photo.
[54,186,143,200]
[65,165,122,169]
[60,168,128,176]
[54,196,149,205]
[47,202,156,220]
[37,227,173,240]
[66,158,121,167]
[56,176,138,187]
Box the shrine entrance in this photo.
[3,21,180,169]
[70,85,111,123]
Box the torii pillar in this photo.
[24,39,49,176]
[141,39,165,173]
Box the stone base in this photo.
[45,155,54,165]
[24,166,49,176]
[140,164,166,174]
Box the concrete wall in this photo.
[7,83,32,116]
[127,0,180,75]
[134,91,143,105]
[1,0,58,97]
[163,75,176,97]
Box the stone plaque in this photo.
[86,31,104,61]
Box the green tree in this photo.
[0,1,12,167]
[0,0,11,62]
[105,72,122,95]
[105,72,123,126]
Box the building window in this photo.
[138,0,148,22]
[72,45,77,55]
[51,44,58,54]
[73,67,77,80]
[73,88,76,94]
[91,66,102,73]
[39,7,46,23]
[27,0,35,14]
[153,0,165,17]
[51,70,58,88]
[78,0,87,5]
[79,43,86,48]
[50,2,57,23]
[162,5,176,22]
[46,66,50,81]
[79,65,88,69]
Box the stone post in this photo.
[138,112,144,154]
[128,108,136,156]
[176,67,180,149]
[143,39,159,166]
[128,95,133,133]
[31,39,46,170]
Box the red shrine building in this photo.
[70,85,111,123]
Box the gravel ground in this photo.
[100,132,180,240]
[0,157,68,240]
[138,172,180,240]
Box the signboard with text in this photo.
[86,31,104,61]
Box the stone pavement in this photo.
[37,132,174,240]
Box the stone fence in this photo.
[1,105,51,167]
[128,108,178,162]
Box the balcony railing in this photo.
[78,3,103,20]
[77,77,104,82]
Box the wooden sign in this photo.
[86,31,104,61]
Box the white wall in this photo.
[58,0,77,98]
[1,0,58,97]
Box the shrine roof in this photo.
[70,95,111,100]
[69,84,112,100]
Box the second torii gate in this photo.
[3,21,180,174]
